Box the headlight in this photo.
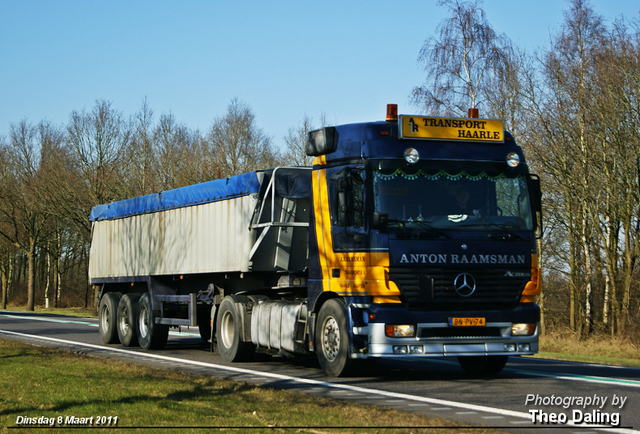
[506,152,520,168]
[404,148,419,164]
[385,324,416,337]
[512,323,536,336]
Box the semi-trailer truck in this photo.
[90,105,542,377]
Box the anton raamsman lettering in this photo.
[399,253,526,265]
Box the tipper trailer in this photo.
[90,105,542,377]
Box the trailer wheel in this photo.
[457,355,508,376]
[216,296,255,362]
[316,298,351,377]
[137,293,169,350]
[98,292,122,344]
[117,293,141,347]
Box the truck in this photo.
[90,104,542,377]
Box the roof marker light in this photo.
[386,104,398,122]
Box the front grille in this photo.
[419,327,502,338]
[389,267,528,310]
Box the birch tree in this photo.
[411,0,510,116]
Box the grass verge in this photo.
[534,329,640,368]
[1,306,97,318]
[0,338,500,434]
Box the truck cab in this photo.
[305,105,542,376]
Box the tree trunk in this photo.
[580,207,593,336]
[26,238,36,311]
[1,264,7,309]
[45,248,51,308]
[53,253,60,308]
[537,241,545,335]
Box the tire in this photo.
[216,296,255,362]
[98,292,122,344]
[117,293,141,347]
[137,293,169,350]
[458,355,508,376]
[316,298,352,377]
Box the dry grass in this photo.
[535,328,640,367]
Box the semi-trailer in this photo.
[90,105,542,376]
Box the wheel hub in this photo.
[139,306,149,338]
[119,306,130,335]
[322,317,340,361]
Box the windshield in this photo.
[373,167,534,231]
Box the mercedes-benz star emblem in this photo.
[454,273,476,297]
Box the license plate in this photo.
[449,317,486,327]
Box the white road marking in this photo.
[0,318,638,434]
[404,352,640,389]
[0,313,201,337]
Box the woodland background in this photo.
[1,0,639,342]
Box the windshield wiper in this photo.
[387,219,452,239]
[484,223,526,241]
[414,221,453,239]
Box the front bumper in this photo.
[349,303,540,359]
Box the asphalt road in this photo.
[1,310,638,433]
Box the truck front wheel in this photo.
[458,355,508,375]
[137,293,169,350]
[216,296,255,362]
[316,298,352,377]
[117,293,141,347]
[98,292,122,344]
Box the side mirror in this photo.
[306,127,338,156]
[372,211,389,229]
[528,174,543,238]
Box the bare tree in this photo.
[206,99,281,178]
[517,0,640,337]
[0,138,16,309]
[62,100,133,240]
[484,44,530,135]
[411,0,510,116]
[283,114,328,167]
[154,113,209,189]
[0,120,57,311]
[587,17,640,336]
[127,98,157,196]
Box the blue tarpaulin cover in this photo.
[89,171,262,222]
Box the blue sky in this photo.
[1,1,638,151]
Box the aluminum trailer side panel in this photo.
[89,194,257,279]
[89,173,261,280]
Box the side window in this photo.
[327,167,366,229]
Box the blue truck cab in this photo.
[306,105,542,376]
